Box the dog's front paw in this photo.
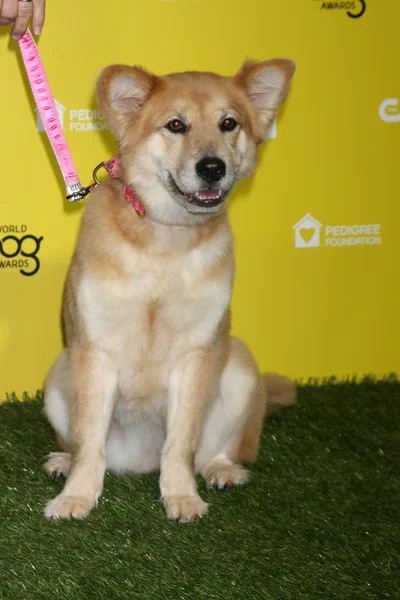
[163,495,208,523]
[44,493,98,520]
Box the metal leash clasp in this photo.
[66,182,92,203]
[93,161,106,186]
[65,162,106,202]
[66,161,146,220]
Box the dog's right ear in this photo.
[97,65,156,139]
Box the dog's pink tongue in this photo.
[198,190,221,199]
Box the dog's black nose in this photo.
[196,157,226,183]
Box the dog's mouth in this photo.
[168,175,228,211]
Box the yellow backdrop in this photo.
[1,0,398,399]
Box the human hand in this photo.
[0,0,45,40]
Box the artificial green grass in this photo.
[0,379,399,600]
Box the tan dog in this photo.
[43,58,296,522]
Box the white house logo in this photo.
[293,214,322,248]
[379,99,400,123]
[35,100,108,132]
[313,1,366,18]
[293,214,382,248]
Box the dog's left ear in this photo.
[235,59,296,141]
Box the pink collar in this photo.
[100,157,146,218]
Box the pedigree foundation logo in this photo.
[293,213,382,248]
[35,100,108,133]
[0,225,43,276]
[313,0,366,18]
[379,99,400,123]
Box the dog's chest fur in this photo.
[74,219,233,405]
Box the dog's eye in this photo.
[220,117,238,132]
[165,119,187,134]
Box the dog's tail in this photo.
[263,373,296,417]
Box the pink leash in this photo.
[18,30,146,217]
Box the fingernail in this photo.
[34,26,42,35]
[12,34,21,41]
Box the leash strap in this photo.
[18,30,145,216]
[18,30,90,202]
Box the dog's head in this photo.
[97,59,295,224]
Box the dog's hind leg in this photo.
[43,350,73,479]
[195,337,264,490]
[196,337,295,490]
[43,452,71,480]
